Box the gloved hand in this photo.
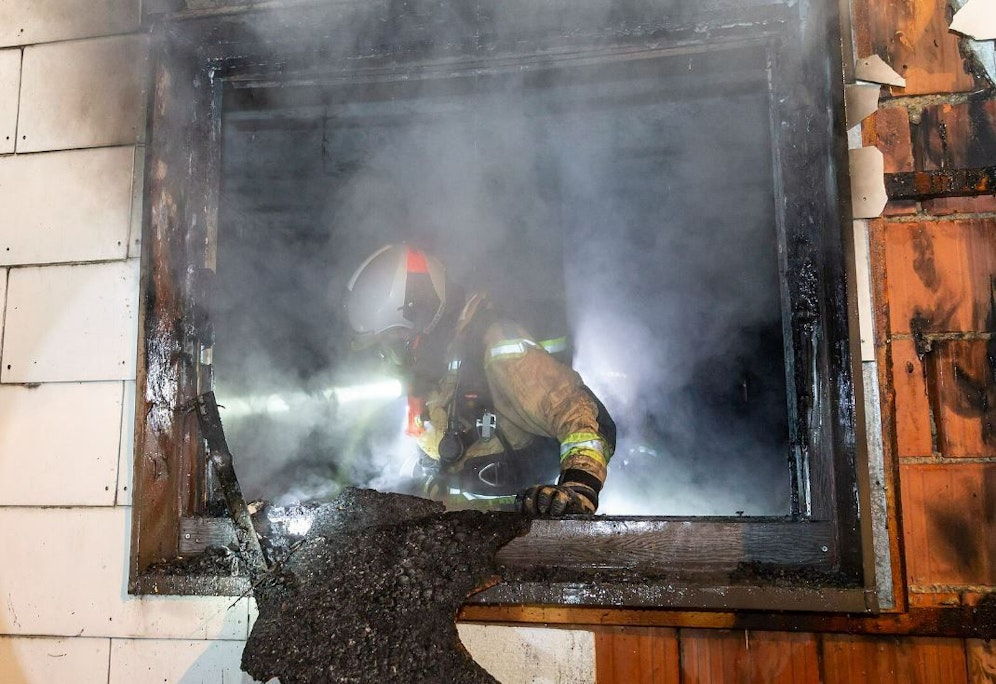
[518,475,599,516]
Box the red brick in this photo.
[882,219,996,334]
[889,338,996,459]
[900,462,996,587]
[909,591,991,609]
[821,634,969,684]
[855,106,918,217]
[891,339,934,458]
[884,200,920,216]
[930,340,996,458]
[863,106,914,173]
[923,195,996,216]
[852,0,978,95]
[914,100,996,171]
[908,591,962,608]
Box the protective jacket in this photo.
[415,293,615,502]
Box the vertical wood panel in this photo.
[594,627,679,684]
[822,635,969,684]
[678,629,819,684]
[132,32,211,577]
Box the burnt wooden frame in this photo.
[131,0,873,613]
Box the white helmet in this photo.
[345,244,447,345]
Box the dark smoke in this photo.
[211,3,795,516]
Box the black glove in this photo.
[518,470,601,516]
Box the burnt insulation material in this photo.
[244,488,530,684]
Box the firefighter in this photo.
[344,243,616,515]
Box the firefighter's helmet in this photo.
[345,244,447,345]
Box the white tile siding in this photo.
[116,380,136,506]
[0,382,122,506]
[0,636,111,684]
[1,260,139,383]
[127,145,145,259]
[0,0,141,48]
[17,35,148,153]
[108,639,256,684]
[0,507,250,639]
[0,147,134,266]
[0,49,19,155]
[0,267,7,334]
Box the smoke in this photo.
[208,1,811,515]
[556,85,791,515]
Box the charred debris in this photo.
[245,488,528,684]
[147,393,530,683]
[148,486,530,683]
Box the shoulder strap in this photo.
[451,306,502,410]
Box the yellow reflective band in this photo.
[561,432,604,454]
[448,359,460,371]
[487,338,539,361]
[539,336,568,354]
[560,432,607,466]
[563,447,608,468]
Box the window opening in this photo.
[213,46,791,518]
[133,0,869,610]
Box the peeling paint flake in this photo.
[951,0,996,40]
[950,0,996,86]
[844,83,881,130]
[855,55,907,88]
[849,147,888,219]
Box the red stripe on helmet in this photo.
[406,247,429,274]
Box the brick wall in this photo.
[857,0,996,608]
[592,0,996,681]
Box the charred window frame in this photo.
[131,0,875,612]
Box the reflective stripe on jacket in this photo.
[417,293,614,487]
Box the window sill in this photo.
[134,515,869,614]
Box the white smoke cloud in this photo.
[209,2,803,516]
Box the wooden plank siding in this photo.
[678,630,820,684]
[593,632,977,683]
[821,635,970,684]
[594,627,680,684]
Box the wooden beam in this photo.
[459,603,996,639]
[885,167,996,201]
[496,519,836,572]
[130,28,219,585]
